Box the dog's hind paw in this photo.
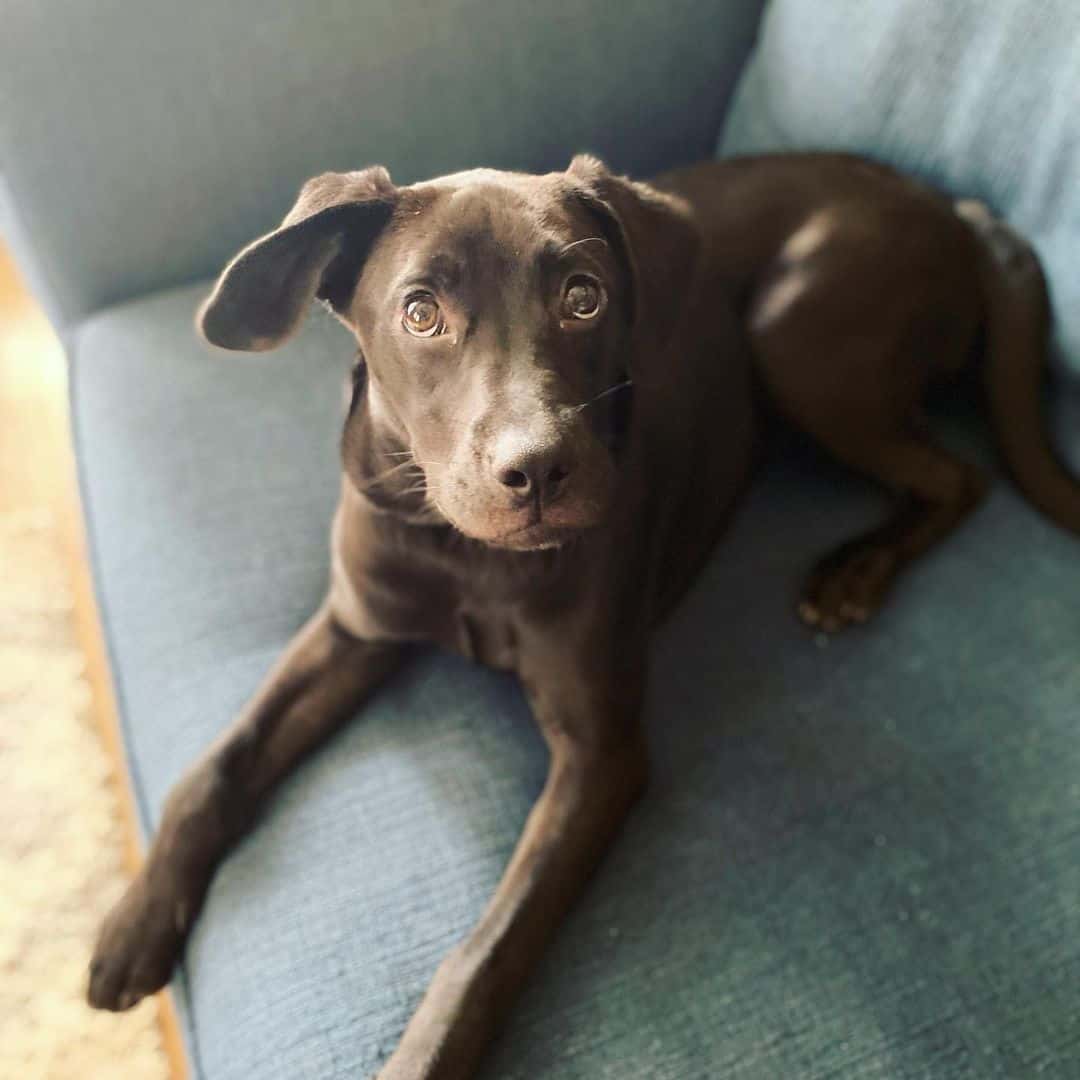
[798,542,899,633]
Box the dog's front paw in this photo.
[798,542,898,632]
[88,873,188,1011]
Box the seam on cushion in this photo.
[709,2,770,156]
[68,339,209,1080]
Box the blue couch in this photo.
[3,2,1078,1076]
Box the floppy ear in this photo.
[198,166,396,351]
[567,154,701,349]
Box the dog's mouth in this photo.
[432,496,598,551]
[488,519,580,551]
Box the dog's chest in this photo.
[427,553,575,673]
[345,505,587,672]
[450,606,518,670]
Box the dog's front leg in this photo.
[379,658,648,1080]
[88,603,404,1011]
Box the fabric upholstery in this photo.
[719,0,1080,375]
[72,281,1080,1078]
[0,0,764,331]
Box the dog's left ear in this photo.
[198,166,396,351]
[567,154,701,349]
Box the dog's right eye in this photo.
[561,275,604,322]
[403,294,443,337]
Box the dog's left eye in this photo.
[562,276,604,321]
[403,294,443,337]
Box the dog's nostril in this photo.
[499,468,530,490]
[495,454,571,498]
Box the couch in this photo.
[3,2,1077,1076]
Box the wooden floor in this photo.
[0,251,67,511]
[0,246,187,1079]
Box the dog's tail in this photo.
[955,198,1080,534]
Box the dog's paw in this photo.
[798,543,898,633]
[87,875,187,1011]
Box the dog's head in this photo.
[199,156,698,550]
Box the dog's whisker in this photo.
[372,462,413,480]
[381,451,448,469]
[360,456,449,501]
[571,378,634,412]
[359,460,422,492]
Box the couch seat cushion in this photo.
[73,281,1080,1078]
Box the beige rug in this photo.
[1,248,170,1078]
[0,507,169,1078]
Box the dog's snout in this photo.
[493,440,572,503]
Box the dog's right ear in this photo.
[198,166,396,351]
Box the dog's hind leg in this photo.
[87,605,404,1011]
[753,301,993,626]
[746,213,989,631]
[751,318,987,631]
[793,433,988,631]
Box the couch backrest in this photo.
[719,0,1080,373]
[0,0,764,330]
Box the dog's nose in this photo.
[494,446,571,502]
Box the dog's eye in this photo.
[562,276,603,321]
[403,294,443,337]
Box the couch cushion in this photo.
[719,0,1080,376]
[74,282,1080,1078]
[0,0,764,330]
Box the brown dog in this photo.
[87,152,1080,1077]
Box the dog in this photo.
[87,152,1080,1078]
